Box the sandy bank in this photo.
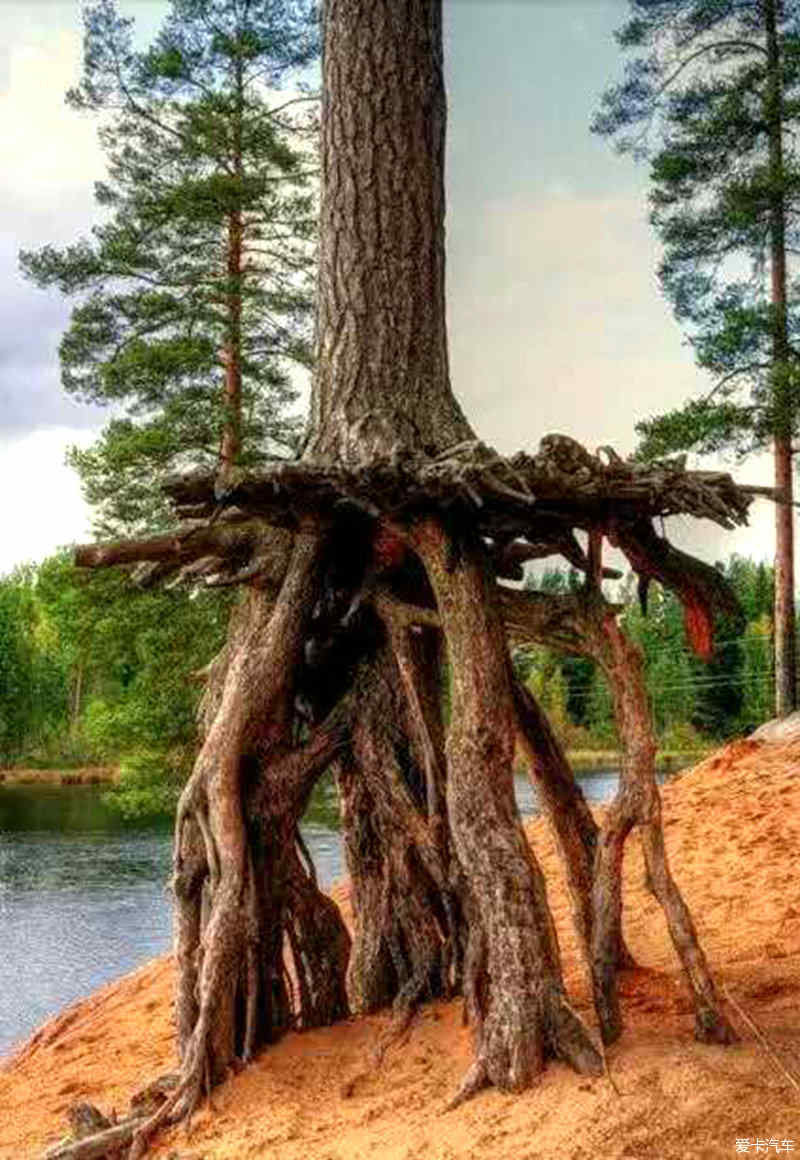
[2,736,799,1159]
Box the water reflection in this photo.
[0,768,633,1055]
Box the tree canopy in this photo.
[20,0,318,537]
[594,0,800,458]
[594,0,800,712]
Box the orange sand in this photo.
[2,737,800,1159]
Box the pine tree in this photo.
[20,0,318,537]
[594,0,800,715]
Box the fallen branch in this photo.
[43,1116,145,1160]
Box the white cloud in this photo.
[0,12,104,209]
[448,189,694,452]
[447,189,787,568]
[0,428,94,574]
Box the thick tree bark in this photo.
[338,635,461,1017]
[412,516,602,1097]
[305,0,473,465]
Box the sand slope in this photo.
[2,737,799,1160]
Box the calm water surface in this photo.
[0,769,627,1055]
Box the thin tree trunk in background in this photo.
[774,441,795,715]
[70,658,84,738]
[765,0,797,716]
[219,208,243,472]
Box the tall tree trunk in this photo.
[305,0,472,465]
[765,0,797,716]
[304,0,602,1098]
[220,209,243,473]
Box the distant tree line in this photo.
[515,554,776,752]
[0,551,778,809]
[0,553,230,813]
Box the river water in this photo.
[0,769,624,1056]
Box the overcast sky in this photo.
[0,0,779,573]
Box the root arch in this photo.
[70,491,748,1159]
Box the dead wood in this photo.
[150,437,752,580]
[160,435,752,531]
[75,522,294,593]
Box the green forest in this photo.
[0,555,231,812]
[0,547,776,813]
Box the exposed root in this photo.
[513,674,641,1020]
[639,809,738,1046]
[195,805,220,894]
[585,606,737,1048]
[242,847,259,1064]
[371,1004,419,1068]
[413,515,603,1099]
[547,992,604,1078]
[60,450,750,1157]
[127,1080,185,1159]
[295,825,318,886]
[43,1118,145,1160]
[444,1060,489,1111]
